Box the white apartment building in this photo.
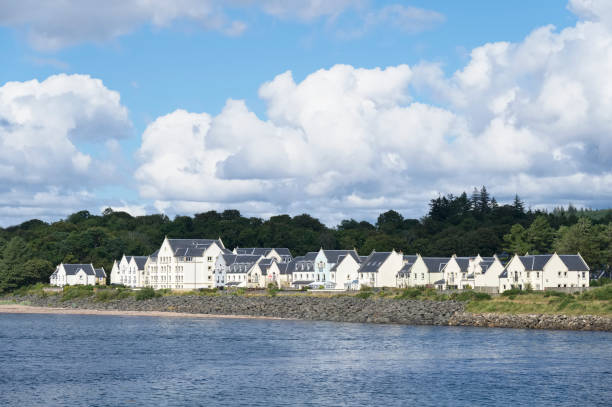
[145,237,227,290]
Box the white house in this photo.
[112,255,148,288]
[313,249,360,288]
[330,252,362,290]
[268,261,290,288]
[290,253,318,289]
[147,237,227,290]
[408,256,450,288]
[440,255,472,290]
[233,248,293,263]
[50,263,104,287]
[223,255,262,288]
[396,255,418,288]
[499,253,590,292]
[357,250,404,288]
[473,255,506,292]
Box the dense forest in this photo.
[0,187,611,292]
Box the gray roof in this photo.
[130,256,148,270]
[149,249,159,260]
[94,268,106,278]
[62,264,96,276]
[292,280,315,285]
[330,252,361,271]
[167,238,224,257]
[403,255,418,263]
[234,247,292,258]
[276,262,290,275]
[559,255,589,271]
[226,255,261,274]
[518,255,553,271]
[358,252,392,273]
[479,260,494,273]
[422,257,451,273]
[434,279,445,285]
[285,256,305,274]
[322,250,359,264]
[454,257,470,273]
[258,258,274,275]
[303,252,318,261]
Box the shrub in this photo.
[396,287,423,299]
[135,287,158,301]
[360,285,372,292]
[61,285,94,301]
[501,288,525,297]
[590,277,611,287]
[267,286,278,297]
[581,285,612,301]
[356,291,374,299]
[452,291,492,301]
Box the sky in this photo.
[1,0,611,227]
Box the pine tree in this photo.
[479,186,491,213]
[513,194,525,217]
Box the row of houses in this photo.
[52,236,591,293]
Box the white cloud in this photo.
[0,74,131,225]
[134,1,612,224]
[0,0,442,50]
[0,0,246,50]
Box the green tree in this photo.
[554,218,600,267]
[526,216,554,254]
[503,224,530,254]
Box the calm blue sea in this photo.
[0,313,611,406]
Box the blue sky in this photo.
[0,0,610,226]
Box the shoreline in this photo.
[1,302,611,331]
[0,304,294,321]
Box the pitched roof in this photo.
[321,249,359,264]
[276,263,290,275]
[285,256,304,274]
[62,264,96,276]
[358,252,392,273]
[226,255,261,274]
[149,249,159,260]
[559,255,589,271]
[330,252,361,271]
[517,255,553,271]
[130,256,148,270]
[94,268,106,278]
[454,257,470,273]
[234,247,292,258]
[167,238,224,257]
[479,260,494,273]
[403,255,418,263]
[422,257,451,273]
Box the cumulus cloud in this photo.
[134,1,612,224]
[0,74,131,225]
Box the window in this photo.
[207,256,213,261]
[558,271,561,277]
[564,271,567,277]
[582,272,586,278]
[536,272,540,278]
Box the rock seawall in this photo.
[9,294,464,325]
[5,295,612,331]
[449,312,612,331]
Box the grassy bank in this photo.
[465,285,612,316]
[4,283,612,317]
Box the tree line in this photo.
[0,186,611,292]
